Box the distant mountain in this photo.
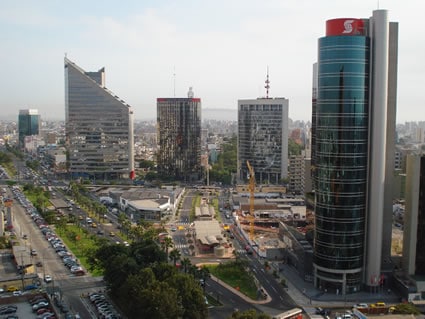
[202,108,237,121]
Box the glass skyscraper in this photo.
[312,10,398,293]
[64,58,134,180]
[157,88,201,181]
[18,109,40,148]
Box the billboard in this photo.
[326,18,365,36]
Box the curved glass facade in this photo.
[314,36,370,291]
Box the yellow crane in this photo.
[246,161,255,240]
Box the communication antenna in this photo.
[264,66,270,99]
[173,66,176,97]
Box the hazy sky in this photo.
[1,0,423,123]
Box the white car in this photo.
[353,303,368,308]
[44,275,52,283]
[12,290,23,296]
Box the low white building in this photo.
[124,197,171,222]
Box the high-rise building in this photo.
[238,98,289,184]
[64,58,134,180]
[312,10,398,293]
[403,154,425,277]
[157,88,202,181]
[18,109,40,148]
[288,155,304,195]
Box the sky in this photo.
[0,0,423,123]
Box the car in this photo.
[109,231,115,237]
[25,284,38,291]
[7,286,19,292]
[353,303,368,308]
[37,307,53,315]
[0,288,4,293]
[97,230,105,235]
[44,275,53,283]
[37,312,55,319]
[0,308,17,315]
[30,297,48,304]
[170,227,177,232]
[32,301,50,311]
[36,261,43,267]
[0,305,17,311]
[31,249,38,256]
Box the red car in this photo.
[37,308,52,315]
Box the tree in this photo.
[180,258,192,273]
[167,273,208,319]
[228,309,271,319]
[138,159,155,170]
[93,239,208,319]
[169,249,181,266]
[288,138,302,156]
[209,135,237,185]
[120,270,183,319]
[161,236,174,259]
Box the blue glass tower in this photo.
[18,109,40,148]
[313,11,398,293]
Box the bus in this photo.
[272,308,303,319]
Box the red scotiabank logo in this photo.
[326,18,364,36]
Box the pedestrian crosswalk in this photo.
[176,221,190,226]
[174,243,189,249]
[235,249,247,255]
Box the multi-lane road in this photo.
[3,185,107,318]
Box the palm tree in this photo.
[169,249,181,266]
[130,224,145,241]
[122,219,132,236]
[161,236,173,259]
[180,258,192,273]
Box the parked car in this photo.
[0,307,17,315]
[32,301,50,311]
[12,290,23,296]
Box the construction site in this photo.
[226,161,314,259]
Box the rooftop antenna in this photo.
[265,66,270,99]
[173,66,176,97]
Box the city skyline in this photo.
[1,0,424,123]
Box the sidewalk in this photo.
[273,262,401,309]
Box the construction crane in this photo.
[246,161,255,240]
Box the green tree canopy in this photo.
[228,309,271,319]
[94,239,207,318]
